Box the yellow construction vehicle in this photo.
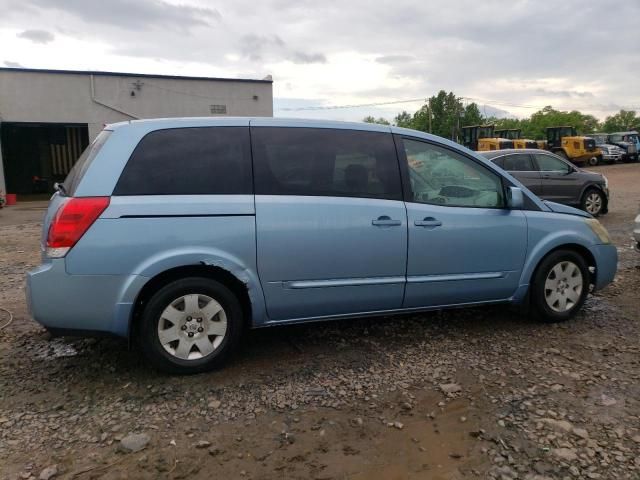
[494,129,538,149]
[546,126,602,165]
[461,125,514,151]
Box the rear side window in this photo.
[64,130,111,196]
[251,127,402,200]
[114,127,251,195]
[502,154,534,171]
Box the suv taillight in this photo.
[46,197,110,258]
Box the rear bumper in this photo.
[26,260,146,338]
[589,243,618,291]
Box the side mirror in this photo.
[507,186,524,210]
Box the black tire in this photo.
[530,250,589,323]
[587,155,600,167]
[139,277,243,374]
[580,188,605,217]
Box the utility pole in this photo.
[428,97,432,134]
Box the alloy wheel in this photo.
[544,261,583,313]
[584,192,603,215]
[157,294,228,360]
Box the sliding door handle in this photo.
[372,215,402,227]
[414,217,442,227]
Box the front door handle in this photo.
[414,217,442,227]
[372,215,402,227]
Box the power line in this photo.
[275,95,640,113]
[277,97,427,111]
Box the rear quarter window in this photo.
[113,127,252,195]
[63,130,111,196]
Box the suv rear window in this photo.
[251,127,402,200]
[63,130,111,196]
[113,127,252,195]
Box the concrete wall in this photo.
[0,69,273,139]
[0,68,273,193]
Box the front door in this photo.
[251,125,407,321]
[397,136,527,308]
[532,152,579,205]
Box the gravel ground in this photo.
[1,163,639,480]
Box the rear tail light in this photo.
[46,197,110,258]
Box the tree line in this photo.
[363,90,640,141]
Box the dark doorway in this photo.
[1,122,89,195]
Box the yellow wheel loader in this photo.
[494,129,538,149]
[546,126,602,165]
[461,125,514,151]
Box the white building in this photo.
[0,67,273,195]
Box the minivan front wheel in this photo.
[531,250,589,323]
[139,277,243,374]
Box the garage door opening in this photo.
[1,122,89,198]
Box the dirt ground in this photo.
[1,163,639,480]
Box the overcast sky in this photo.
[1,0,639,122]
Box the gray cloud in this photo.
[290,52,326,64]
[25,0,221,32]
[375,55,415,64]
[0,0,638,120]
[238,34,325,64]
[3,61,24,68]
[533,88,594,98]
[17,29,54,44]
[239,34,286,61]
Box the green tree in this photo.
[362,116,390,125]
[602,110,640,132]
[526,106,602,139]
[374,94,618,145]
[407,90,473,140]
[461,103,483,127]
[394,111,413,128]
[429,90,465,140]
[580,114,600,134]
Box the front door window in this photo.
[403,138,505,208]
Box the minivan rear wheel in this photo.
[530,250,589,323]
[139,277,243,374]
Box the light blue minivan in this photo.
[26,118,618,373]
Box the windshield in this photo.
[478,126,494,138]
[62,130,111,195]
[503,130,520,140]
